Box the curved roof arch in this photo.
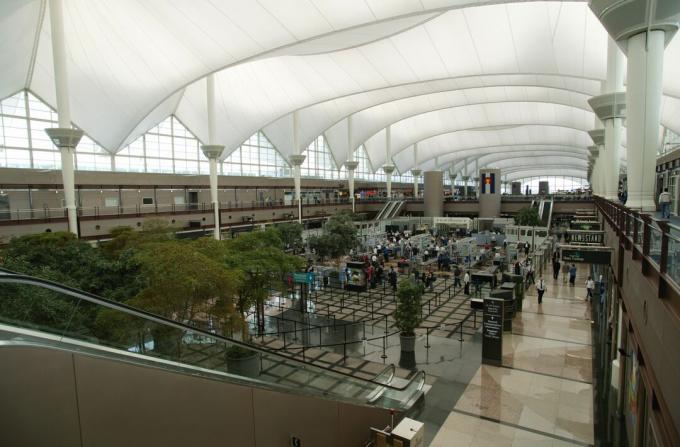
[501,166,589,180]
[3,0,680,180]
[361,103,595,170]
[392,125,593,173]
[260,76,600,161]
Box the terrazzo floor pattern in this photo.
[426,267,595,446]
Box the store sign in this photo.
[433,217,471,228]
[482,297,504,366]
[566,230,604,245]
[561,246,612,264]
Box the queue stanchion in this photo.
[425,329,431,349]
[381,335,388,360]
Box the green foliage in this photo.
[218,229,304,339]
[515,206,540,226]
[276,222,303,252]
[0,225,302,354]
[308,212,357,260]
[394,279,423,336]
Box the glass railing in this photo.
[595,197,680,288]
[0,269,424,410]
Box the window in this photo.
[222,131,290,177]
[301,135,340,179]
[0,90,109,170]
[142,197,154,205]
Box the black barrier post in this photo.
[425,330,431,349]
[343,325,347,361]
[371,302,374,319]
[283,329,287,348]
[381,335,388,360]
[362,321,366,340]
[459,323,464,342]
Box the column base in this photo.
[626,195,656,213]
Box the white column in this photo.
[344,115,359,212]
[383,125,394,199]
[412,142,420,198]
[289,111,306,223]
[47,0,79,236]
[604,38,625,200]
[626,30,665,211]
[205,73,223,240]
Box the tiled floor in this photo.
[429,266,595,446]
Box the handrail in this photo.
[0,267,425,393]
[593,197,680,289]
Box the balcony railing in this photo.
[594,196,680,290]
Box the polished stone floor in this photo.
[427,265,595,446]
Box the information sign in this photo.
[482,297,504,366]
[561,246,612,264]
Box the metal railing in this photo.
[594,197,680,289]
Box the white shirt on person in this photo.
[586,279,595,290]
[537,279,546,291]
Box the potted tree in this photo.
[394,279,423,354]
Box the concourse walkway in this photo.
[429,264,594,446]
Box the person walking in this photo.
[552,258,561,281]
[536,277,547,304]
[525,261,535,285]
[569,264,577,286]
[388,267,398,291]
[659,188,672,219]
[585,276,595,301]
[562,262,569,284]
[463,271,471,295]
[454,265,462,288]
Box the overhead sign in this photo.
[561,246,612,264]
[433,217,472,228]
[570,220,601,231]
[566,230,604,245]
[482,297,504,366]
[293,272,313,284]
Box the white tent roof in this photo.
[2,0,680,180]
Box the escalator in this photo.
[387,201,405,218]
[0,269,425,411]
[538,199,553,228]
[374,201,392,220]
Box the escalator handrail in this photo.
[0,267,424,393]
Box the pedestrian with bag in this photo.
[536,277,547,304]
[463,271,471,295]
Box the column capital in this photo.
[382,164,395,175]
[344,160,359,171]
[588,92,626,121]
[461,175,470,181]
[588,145,600,157]
[411,169,422,176]
[45,128,83,149]
[289,154,307,166]
[590,0,680,50]
[201,144,225,160]
[588,129,605,146]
